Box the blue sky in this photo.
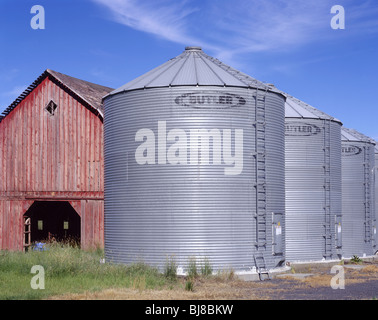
[1,0,377,139]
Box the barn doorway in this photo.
[23,201,80,246]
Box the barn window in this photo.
[45,100,58,116]
[37,220,43,230]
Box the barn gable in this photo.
[0,70,114,251]
[0,69,113,123]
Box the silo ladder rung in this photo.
[253,255,270,281]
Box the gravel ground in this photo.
[251,278,378,300]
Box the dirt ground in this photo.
[51,259,378,300]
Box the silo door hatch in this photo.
[23,201,80,246]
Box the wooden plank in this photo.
[72,98,77,192]
[31,90,37,192]
[99,200,104,248]
[17,202,23,251]
[0,201,3,248]
[58,82,63,192]
[84,108,89,191]
[79,100,85,191]
[36,82,42,192]
[27,93,32,191]
[0,121,4,192]
[81,200,86,248]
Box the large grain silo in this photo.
[374,144,378,252]
[282,93,342,262]
[103,47,286,273]
[341,128,376,258]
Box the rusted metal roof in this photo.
[0,69,114,123]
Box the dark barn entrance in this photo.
[24,201,80,245]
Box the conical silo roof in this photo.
[341,127,376,144]
[282,92,341,123]
[106,46,280,96]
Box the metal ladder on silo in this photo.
[212,57,269,250]
[363,146,372,244]
[253,254,270,281]
[254,86,268,251]
[323,119,333,259]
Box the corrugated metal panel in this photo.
[341,127,376,257]
[374,145,378,251]
[106,47,280,96]
[285,114,342,262]
[104,73,286,271]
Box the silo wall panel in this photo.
[104,86,285,271]
[342,141,375,258]
[374,152,378,251]
[285,119,341,262]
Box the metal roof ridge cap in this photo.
[193,50,199,84]
[202,52,251,87]
[169,51,190,85]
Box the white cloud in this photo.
[91,0,378,64]
[92,0,207,47]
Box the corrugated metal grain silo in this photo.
[103,47,286,273]
[374,144,378,252]
[374,144,378,253]
[341,128,376,258]
[282,93,342,262]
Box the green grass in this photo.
[0,243,169,300]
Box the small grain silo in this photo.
[103,47,286,273]
[282,93,342,262]
[341,128,376,258]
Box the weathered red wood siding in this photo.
[69,200,104,250]
[0,77,104,250]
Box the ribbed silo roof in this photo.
[341,127,376,144]
[106,46,280,96]
[280,91,341,123]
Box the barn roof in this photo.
[0,69,114,123]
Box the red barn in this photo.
[0,69,113,250]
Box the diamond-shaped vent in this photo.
[45,100,57,116]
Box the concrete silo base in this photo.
[235,265,291,281]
